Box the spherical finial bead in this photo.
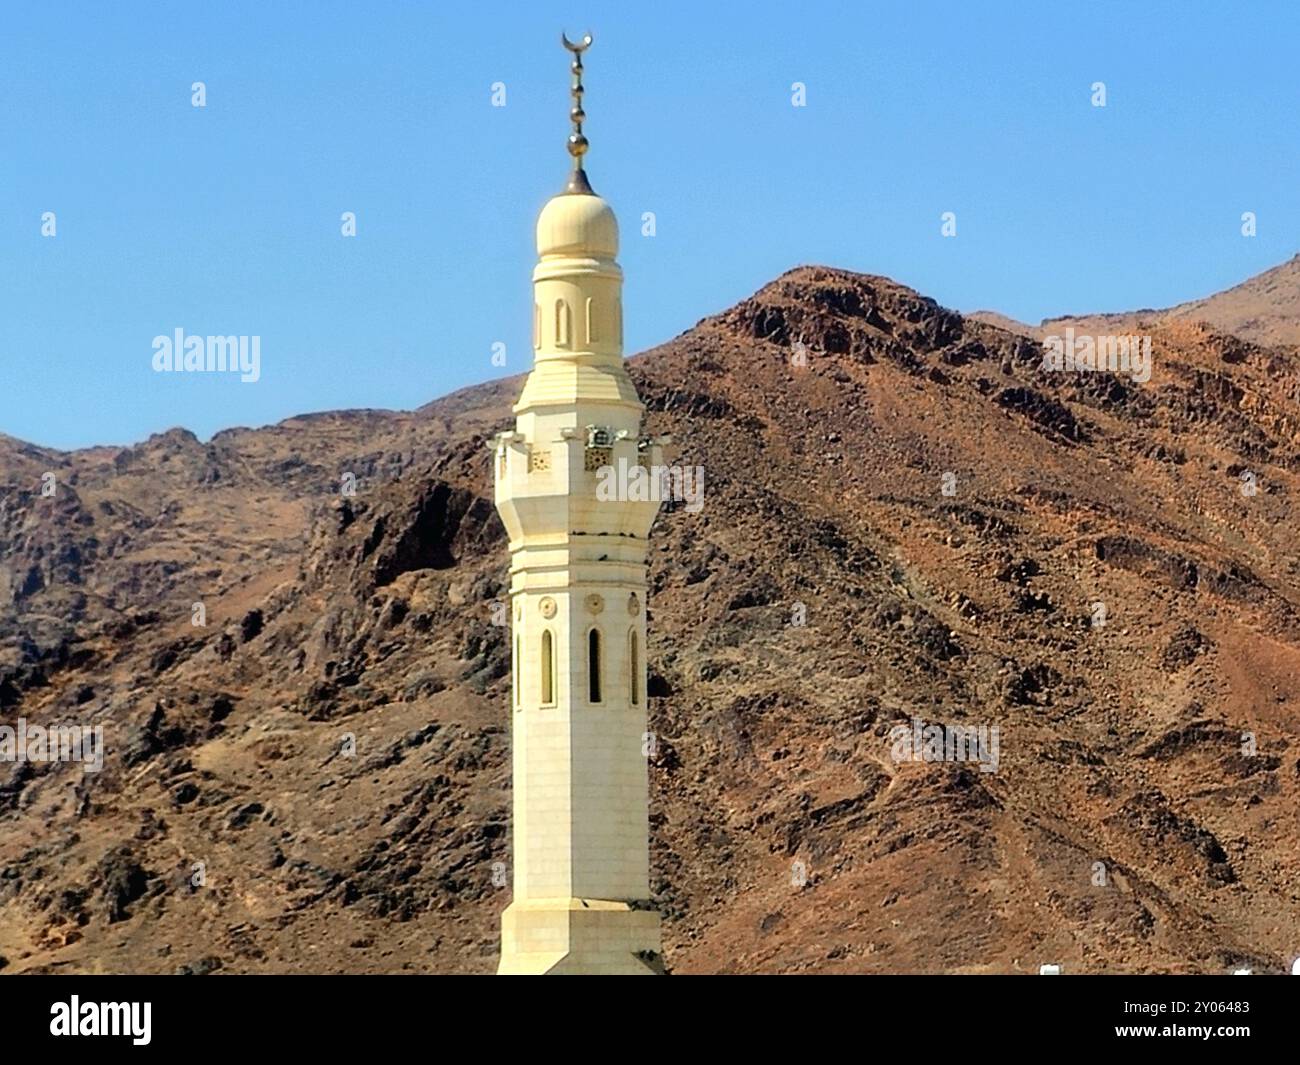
[567,133,589,158]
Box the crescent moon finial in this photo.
[561,31,593,54]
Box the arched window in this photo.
[513,634,521,709]
[585,297,596,344]
[540,630,555,705]
[554,299,570,348]
[629,629,640,706]
[588,629,602,703]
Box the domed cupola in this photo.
[536,193,618,260]
[513,30,638,415]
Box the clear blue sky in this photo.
[3,1,1298,450]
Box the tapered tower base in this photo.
[498,898,662,975]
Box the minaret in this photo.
[492,33,664,976]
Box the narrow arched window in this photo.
[554,299,570,348]
[513,634,521,709]
[540,630,555,705]
[629,629,640,706]
[585,297,596,343]
[588,629,602,703]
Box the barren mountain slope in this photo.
[1,266,1298,975]
[970,253,1300,350]
[1171,254,1300,346]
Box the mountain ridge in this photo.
[969,253,1300,349]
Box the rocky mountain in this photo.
[971,254,1300,350]
[2,265,1298,974]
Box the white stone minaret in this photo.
[492,33,663,976]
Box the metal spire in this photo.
[561,32,594,194]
